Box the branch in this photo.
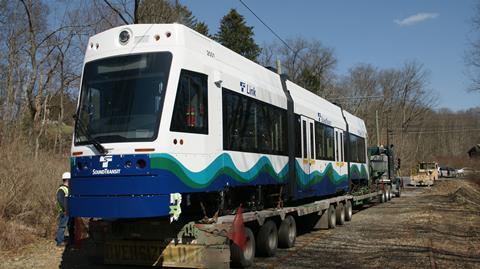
[102,0,130,25]
[120,0,134,22]
[19,0,34,39]
[37,25,83,48]
[134,0,139,23]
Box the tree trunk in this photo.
[34,94,49,159]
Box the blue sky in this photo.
[182,0,480,111]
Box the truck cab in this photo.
[410,162,438,186]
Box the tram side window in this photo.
[295,115,301,158]
[315,122,335,161]
[223,89,287,155]
[325,126,335,160]
[358,136,366,163]
[347,134,366,163]
[170,69,208,134]
[257,103,286,154]
[314,123,324,160]
[349,135,358,162]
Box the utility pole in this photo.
[376,110,380,146]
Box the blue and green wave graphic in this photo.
[150,153,348,189]
[295,162,348,188]
[350,164,368,179]
[150,153,288,188]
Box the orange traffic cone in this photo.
[228,205,247,251]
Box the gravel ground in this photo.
[0,178,479,269]
[253,178,480,269]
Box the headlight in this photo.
[119,30,130,45]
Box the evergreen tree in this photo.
[137,0,207,35]
[194,22,210,37]
[214,9,261,61]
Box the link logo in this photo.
[99,155,112,168]
[317,112,332,125]
[240,81,256,97]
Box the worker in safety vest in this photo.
[55,172,74,246]
[186,105,196,127]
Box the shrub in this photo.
[0,141,69,250]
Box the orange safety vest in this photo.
[186,106,196,127]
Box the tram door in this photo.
[300,116,315,184]
[334,129,346,175]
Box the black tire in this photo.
[344,200,353,221]
[328,204,336,229]
[256,220,278,257]
[336,203,345,225]
[230,227,255,268]
[278,215,296,248]
[88,241,104,265]
[387,189,392,201]
[380,191,386,203]
[396,186,401,197]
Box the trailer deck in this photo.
[91,188,392,268]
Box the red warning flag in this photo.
[228,205,247,251]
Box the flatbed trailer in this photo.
[87,187,391,268]
[70,24,397,268]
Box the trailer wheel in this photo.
[344,200,353,221]
[380,192,386,203]
[336,203,345,225]
[230,227,255,268]
[256,220,278,257]
[387,188,392,201]
[328,205,336,229]
[278,215,296,248]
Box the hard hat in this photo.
[62,172,71,180]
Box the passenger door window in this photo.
[170,70,208,134]
[300,116,315,181]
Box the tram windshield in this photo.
[75,52,172,144]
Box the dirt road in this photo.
[253,178,480,269]
[1,178,479,269]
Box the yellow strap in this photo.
[58,186,69,197]
[56,185,69,213]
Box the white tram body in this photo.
[70,24,368,218]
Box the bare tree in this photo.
[260,37,337,97]
[466,1,480,91]
[337,64,379,117]
[335,60,438,170]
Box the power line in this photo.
[389,128,480,134]
[238,0,294,53]
[328,95,383,101]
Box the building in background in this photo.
[467,144,480,159]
